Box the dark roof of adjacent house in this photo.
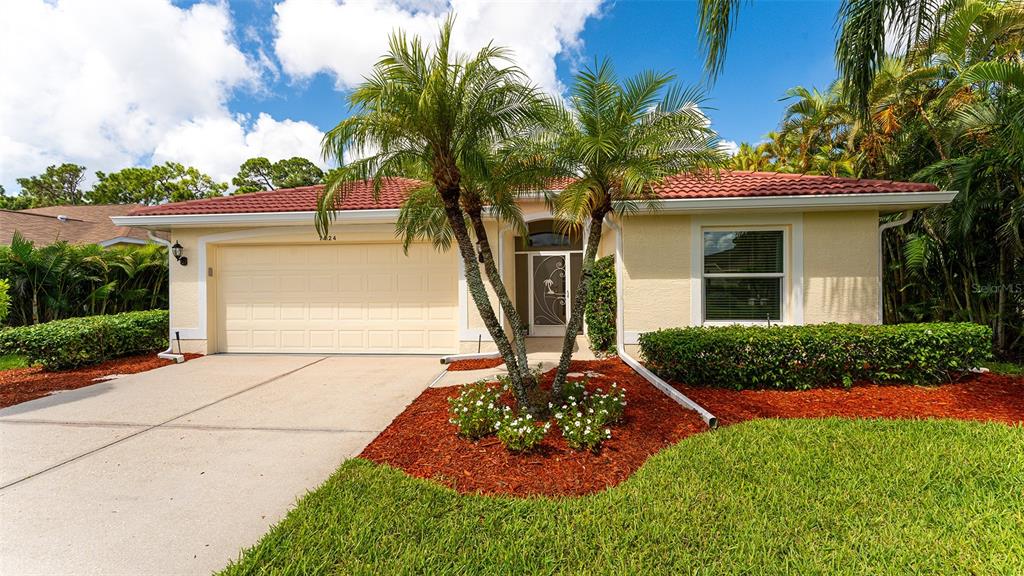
[0,204,153,246]
[127,171,941,217]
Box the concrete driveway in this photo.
[0,354,443,576]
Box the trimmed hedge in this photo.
[639,322,992,390]
[585,255,617,355]
[0,310,168,371]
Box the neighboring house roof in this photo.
[0,204,154,246]
[126,172,941,218]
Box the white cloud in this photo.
[0,0,322,191]
[719,140,740,156]
[272,0,604,94]
[153,113,326,182]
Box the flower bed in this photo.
[361,358,706,496]
[362,359,1024,498]
[0,352,202,409]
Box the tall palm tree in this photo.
[697,0,963,114]
[528,60,722,396]
[314,17,550,412]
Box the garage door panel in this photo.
[279,303,306,321]
[216,243,457,353]
[308,303,336,321]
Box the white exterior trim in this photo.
[689,213,804,327]
[98,236,149,247]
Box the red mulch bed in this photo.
[446,357,506,371]
[0,353,202,409]
[363,359,1024,498]
[677,372,1024,426]
[362,358,707,497]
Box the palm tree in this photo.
[697,0,962,114]
[314,17,550,412]
[779,85,851,172]
[528,60,722,397]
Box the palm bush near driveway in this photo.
[0,310,168,370]
[221,418,1024,575]
[0,233,168,326]
[640,322,992,390]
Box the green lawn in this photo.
[222,418,1024,575]
[985,361,1024,376]
[0,354,28,371]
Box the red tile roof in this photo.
[128,172,939,217]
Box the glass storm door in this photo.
[529,253,569,336]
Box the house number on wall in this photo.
[320,235,337,241]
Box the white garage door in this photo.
[215,243,458,354]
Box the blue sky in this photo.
[224,0,842,149]
[1,0,843,190]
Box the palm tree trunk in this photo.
[551,213,607,399]
[439,188,540,413]
[466,209,532,384]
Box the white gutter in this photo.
[148,230,184,364]
[608,218,718,428]
[642,190,956,213]
[877,210,915,324]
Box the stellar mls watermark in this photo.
[973,283,1024,295]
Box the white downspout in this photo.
[608,217,718,428]
[877,210,914,325]
[148,230,185,363]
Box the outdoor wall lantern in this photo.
[171,241,188,266]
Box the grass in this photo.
[221,418,1024,575]
[0,354,28,371]
[985,361,1024,376]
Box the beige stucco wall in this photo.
[620,214,692,334]
[802,211,880,324]
[163,207,882,355]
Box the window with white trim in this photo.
[702,229,784,322]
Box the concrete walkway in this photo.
[0,354,443,576]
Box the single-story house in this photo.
[1,204,155,247]
[111,171,955,356]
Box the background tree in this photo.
[232,157,324,194]
[0,184,32,210]
[725,0,1024,358]
[316,17,551,413]
[528,60,722,396]
[0,233,168,325]
[89,162,227,205]
[15,163,87,207]
[697,0,961,114]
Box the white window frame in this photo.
[701,227,786,325]
[690,214,803,327]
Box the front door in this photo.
[529,253,570,336]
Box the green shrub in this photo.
[0,279,9,325]
[447,381,505,439]
[585,255,616,355]
[0,310,168,371]
[554,405,612,452]
[552,377,628,452]
[639,322,992,390]
[494,411,550,452]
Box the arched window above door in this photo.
[514,220,582,252]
